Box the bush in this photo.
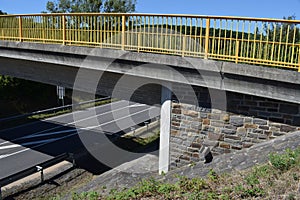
[269,148,300,171]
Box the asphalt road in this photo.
[0,100,160,180]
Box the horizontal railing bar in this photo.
[0,153,69,187]
[1,13,300,24]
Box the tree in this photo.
[45,0,136,13]
[0,10,7,15]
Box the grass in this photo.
[124,127,160,146]
[70,147,300,200]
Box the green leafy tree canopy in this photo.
[0,10,7,15]
[45,0,136,13]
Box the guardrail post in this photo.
[62,15,66,45]
[121,15,126,50]
[235,40,240,63]
[204,18,210,59]
[69,153,76,167]
[36,166,44,183]
[18,16,23,42]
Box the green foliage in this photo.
[207,169,218,181]
[45,0,136,13]
[103,0,135,13]
[0,10,7,15]
[72,191,100,200]
[177,176,207,193]
[269,148,300,171]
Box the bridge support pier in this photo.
[159,83,172,174]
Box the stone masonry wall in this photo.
[170,85,300,169]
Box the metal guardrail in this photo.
[0,13,299,71]
[0,96,111,124]
[0,153,71,200]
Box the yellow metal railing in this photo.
[0,13,300,71]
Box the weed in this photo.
[269,148,300,172]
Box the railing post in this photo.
[18,16,23,42]
[62,15,66,45]
[182,35,186,57]
[122,15,126,50]
[204,18,210,59]
[137,32,141,52]
[235,40,240,64]
[298,48,300,72]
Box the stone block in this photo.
[202,119,210,125]
[221,128,236,135]
[243,143,253,148]
[208,132,224,141]
[231,145,243,150]
[258,134,268,140]
[203,139,219,148]
[191,142,202,149]
[251,129,263,134]
[224,138,242,145]
[208,113,221,120]
[259,125,270,130]
[224,134,241,141]
[200,113,208,119]
[219,142,231,149]
[237,127,247,133]
[192,153,200,158]
[172,103,182,109]
[187,147,199,153]
[172,108,181,114]
[247,133,258,139]
[182,110,199,117]
[171,122,180,127]
[280,125,296,132]
[222,114,230,122]
[179,155,190,161]
[253,118,268,125]
[264,131,273,136]
[244,123,258,129]
[230,116,244,127]
[171,130,180,136]
[210,120,225,127]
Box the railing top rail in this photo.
[0,13,300,24]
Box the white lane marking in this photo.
[0,133,78,161]
[19,129,76,140]
[0,154,9,159]
[0,101,138,146]
[88,107,159,129]
[128,104,147,108]
[0,106,159,160]
[42,99,126,121]
[0,99,125,134]
[0,144,21,150]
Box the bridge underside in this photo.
[0,41,300,173]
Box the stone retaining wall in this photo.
[170,85,300,169]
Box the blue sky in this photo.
[1,0,300,19]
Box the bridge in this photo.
[0,13,300,174]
